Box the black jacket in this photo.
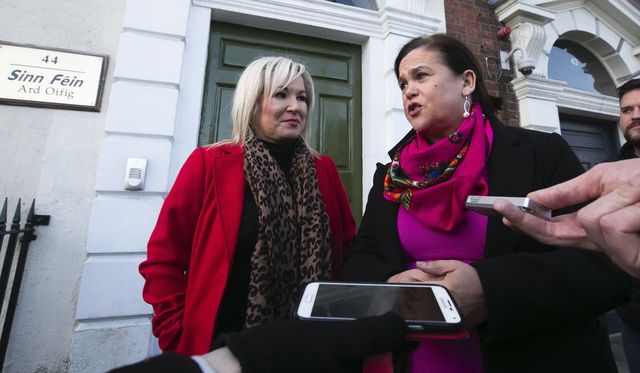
[109,353,201,373]
[343,117,630,372]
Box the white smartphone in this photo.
[465,195,552,221]
[296,281,463,333]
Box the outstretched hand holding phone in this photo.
[110,312,406,373]
[493,159,640,278]
[222,311,405,373]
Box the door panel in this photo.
[200,22,363,219]
[560,114,619,169]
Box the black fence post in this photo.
[0,199,6,251]
[0,200,21,308]
[0,199,49,368]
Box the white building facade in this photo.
[0,0,638,372]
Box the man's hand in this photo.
[493,200,596,250]
[576,181,640,278]
[493,159,640,278]
[527,159,640,209]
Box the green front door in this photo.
[199,22,363,219]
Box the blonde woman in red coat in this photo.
[140,56,356,355]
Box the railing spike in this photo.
[27,200,35,223]
[11,199,21,224]
[0,198,6,226]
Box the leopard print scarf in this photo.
[243,136,332,328]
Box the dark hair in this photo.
[617,78,640,100]
[394,34,496,114]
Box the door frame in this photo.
[199,22,364,217]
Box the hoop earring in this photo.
[463,96,471,118]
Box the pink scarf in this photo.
[384,103,491,231]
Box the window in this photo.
[326,0,377,10]
[548,39,616,96]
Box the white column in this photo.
[511,76,566,133]
[68,0,195,371]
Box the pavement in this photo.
[611,332,630,373]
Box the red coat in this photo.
[139,145,356,355]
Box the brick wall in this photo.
[444,0,519,127]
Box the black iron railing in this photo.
[0,199,49,367]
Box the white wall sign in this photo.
[0,41,108,111]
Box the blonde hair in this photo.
[212,56,315,147]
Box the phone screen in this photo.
[310,284,445,321]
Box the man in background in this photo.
[497,79,640,371]
[610,78,640,373]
